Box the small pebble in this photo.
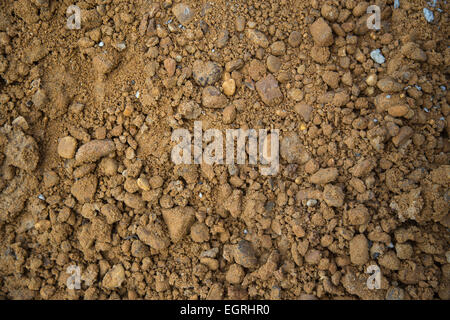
[223,105,236,124]
[58,136,77,159]
[306,199,318,207]
[370,49,386,64]
[366,74,377,86]
[255,74,283,106]
[233,240,258,268]
[123,104,134,117]
[137,177,150,191]
[102,264,125,289]
[388,105,409,117]
[202,86,227,109]
[172,3,195,25]
[75,140,116,164]
[309,18,334,47]
[423,8,434,22]
[116,41,126,51]
[222,79,236,96]
[288,31,302,47]
[125,147,135,160]
[192,60,222,87]
[235,16,246,32]
[164,58,176,77]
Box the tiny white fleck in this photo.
[98,41,104,47]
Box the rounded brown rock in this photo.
[75,139,116,164]
[349,234,369,265]
[388,105,409,117]
[58,136,77,159]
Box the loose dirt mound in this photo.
[0,0,449,300]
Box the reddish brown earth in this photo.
[0,0,449,300]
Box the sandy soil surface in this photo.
[0,0,449,300]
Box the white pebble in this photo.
[423,8,434,22]
[306,199,318,207]
[98,41,104,47]
[370,49,386,64]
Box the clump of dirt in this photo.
[0,0,449,300]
